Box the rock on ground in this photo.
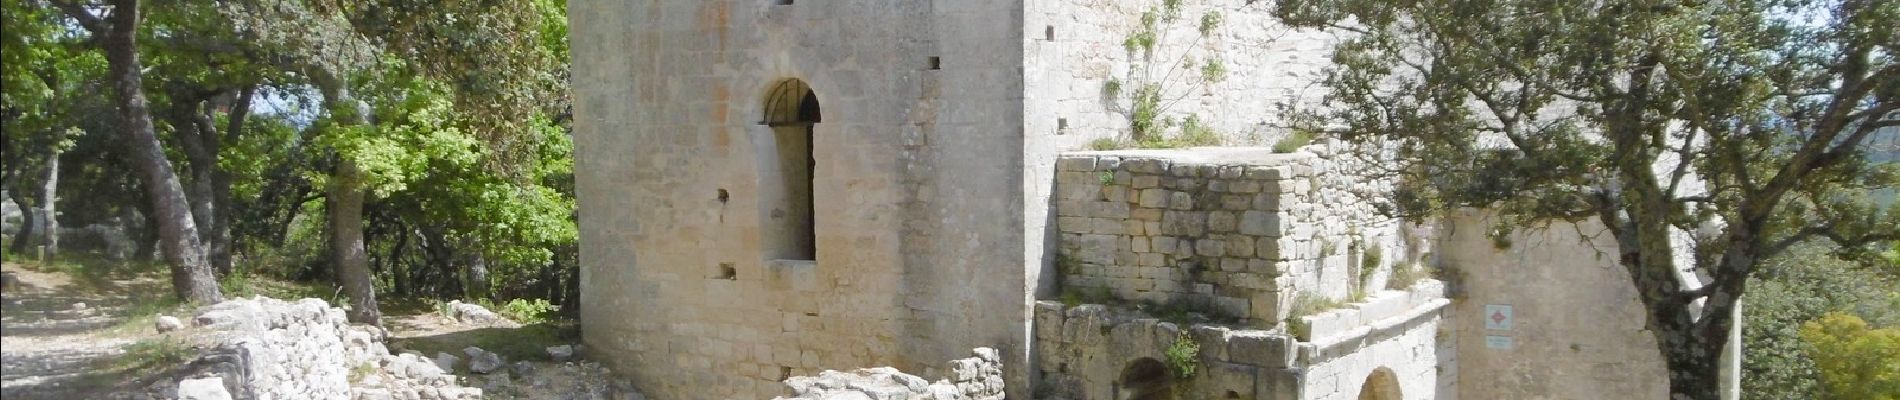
[174,377,230,400]
[153,316,183,333]
[445,301,504,325]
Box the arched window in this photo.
[762,79,819,261]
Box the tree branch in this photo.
[49,0,107,34]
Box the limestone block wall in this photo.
[1033,289,1446,400]
[571,1,1032,398]
[1051,147,1410,325]
[1024,0,1350,147]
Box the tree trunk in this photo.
[464,249,490,300]
[8,188,35,255]
[212,87,251,274]
[329,159,378,324]
[132,203,157,261]
[39,150,59,257]
[314,74,380,325]
[86,0,222,304]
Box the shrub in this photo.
[1387,263,1425,290]
[1164,332,1200,379]
[498,298,559,324]
[1799,312,1900,400]
[1271,130,1316,153]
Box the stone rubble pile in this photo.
[118,297,482,400]
[469,360,647,400]
[775,348,1004,400]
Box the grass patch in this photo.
[1283,292,1344,339]
[1089,137,1130,151]
[104,292,188,337]
[1387,263,1426,290]
[1271,130,1317,153]
[220,271,331,301]
[104,335,196,374]
[1136,115,1223,148]
[349,362,378,383]
[1058,286,1111,308]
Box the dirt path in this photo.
[0,262,164,400]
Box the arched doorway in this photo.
[761,79,820,261]
[1116,358,1174,400]
[1357,367,1402,400]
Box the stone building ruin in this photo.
[570,1,1729,399]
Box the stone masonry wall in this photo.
[572,1,1034,398]
[1052,147,1410,326]
[1025,0,1350,147]
[1033,291,1445,400]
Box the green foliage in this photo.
[1386,263,1425,290]
[1800,313,1900,400]
[1164,332,1200,379]
[1361,243,1383,274]
[496,298,559,324]
[1744,244,1900,399]
[1270,130,1315,153]
[1098,171,1115,185]
[349,362,378,383]
[1272,9,1899,393]
[1108,0,1229,145]
[1089,138,1130,151]
[1058,286,1111,308]
[1284,292,1342,339]
[1137,114,1223,149]
[112,336,195,374]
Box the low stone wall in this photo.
[1052,147,1410,326]
[124,297,480,400]
[774,348,1004,400]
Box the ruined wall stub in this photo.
[1437,210,1669,399]
[570,1,1030,398]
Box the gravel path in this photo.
[0,264,148,400]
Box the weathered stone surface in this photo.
[546,345,575,362]
[464,347,504,374]
[175,377,232,400]
[775,348,1003,400]
[86,297,502,400]
[432,352,461,372]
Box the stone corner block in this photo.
[1227,331,1297,368]
[1056,156,1098,172]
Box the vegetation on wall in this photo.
[1103,0,1230,149]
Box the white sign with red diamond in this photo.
[1484,304,1514,331]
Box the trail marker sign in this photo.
[1484,304,1514,331]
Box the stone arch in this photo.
[1357,367,1402,400]
[760,78,820,261]
[1116,357,1174,400]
